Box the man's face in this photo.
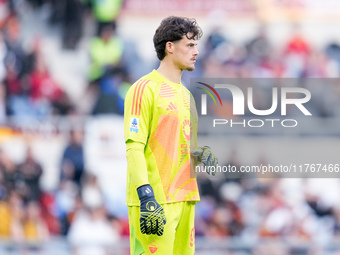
[172,33,199,71]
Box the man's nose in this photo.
[194,46,199,56]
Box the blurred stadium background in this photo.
[1,0,340,254]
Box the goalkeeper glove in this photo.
[137,184,166,236]
[192,146,218,176]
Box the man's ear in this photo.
[165,41,174,54]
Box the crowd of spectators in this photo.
[0,146,49,250]
[0,1,75,122]
[189,23,340,121]
[198,23,340,80]
[0,0,129,124]
[0,129,127,254]
[196,171,340,253]
[0,2,127,254]
[1,0,340,254]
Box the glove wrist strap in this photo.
[137,184,154,200]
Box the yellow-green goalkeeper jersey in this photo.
[124,70,199,206]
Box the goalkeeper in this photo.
[124,16,218,255]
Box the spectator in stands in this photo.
[197,172,219,202]
[0,160,7,196]
[62,0,85,50]
[92,71,131,115]
[88,22,127,114]
[25,0,45,9]
[205,207,229,237]
[257,181,295,238]
[8,190,25,243]
[2,18,33,118]
[60,129,85,187]
[194,196,217,236]
[220,150,243,182]
[23,200,49,244]
[48,0,65,26]
[0,148,20,193]
[115,73,131,113]
[218,182,244,236]
[67,203,119,255]
[0,82,7,122]
[81,173,103,210]
[334,207,340,237]
[0,150,9,196]
[303,48,330,78]
[282,24,311,78]
[39,191,61,235]
[245,24,271,64]
[23,36,42,78]
[88,22,125,84]
[4,63,23,97]
[0,184,10,239]
[4,63,33,118]
[55,180,79,235]
[325,42,340,75]
[17,146,43,202]
[0,32,7,81]
[203,25,229,58]
[3,16,28,79]
[91,0,123,36]
[284,25,310,57]
[0,0,11,30]
[29,53,74,115]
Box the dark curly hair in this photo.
[153,16,203,61]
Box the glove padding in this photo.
[192,146,218,176]
[137,184,166,236]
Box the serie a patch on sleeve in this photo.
[130,117,139,133]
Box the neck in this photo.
[157,59,182,84]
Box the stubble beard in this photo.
[186,64,195,72]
